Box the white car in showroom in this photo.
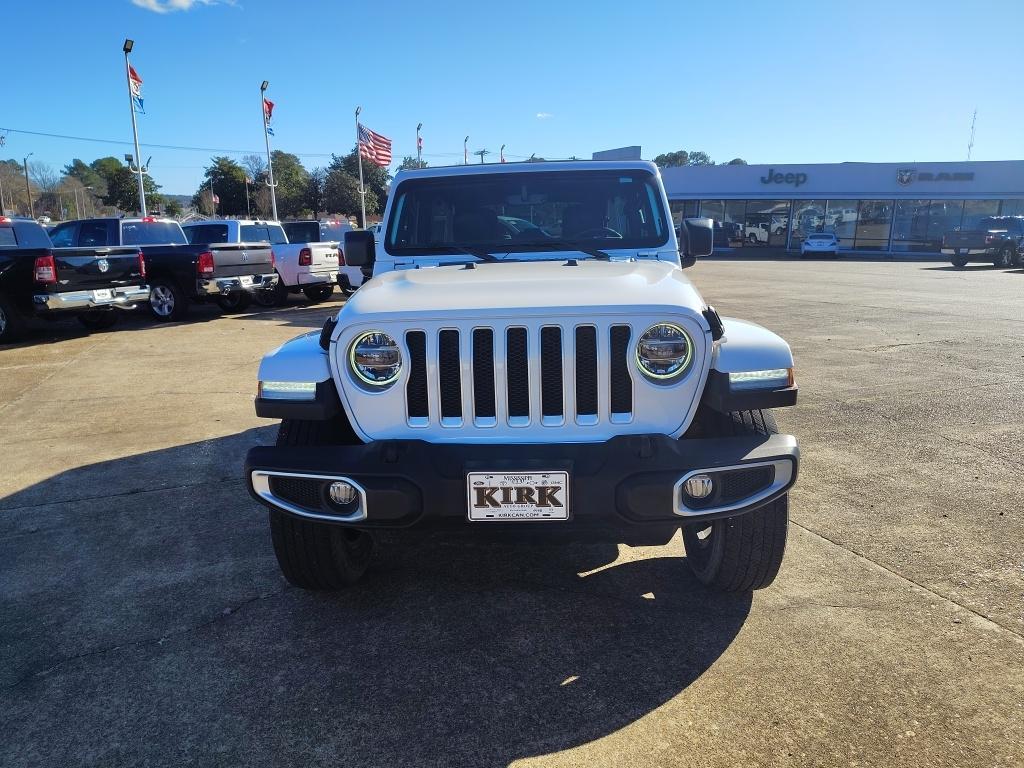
[800,232,839,257]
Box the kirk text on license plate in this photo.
[466,471,569,521]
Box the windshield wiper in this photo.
[541,241,612,260]
[445,245,500,263]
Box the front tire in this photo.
[268,419,375,590]
[994,247,1014,268]
[216,291,253,313]
[682,410,789,592]
[951,256,968,268]
[302,284,335,303]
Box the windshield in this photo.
[283,221,320,243]
[386,170,669,257]
[241,224,288,244]
[320,221,348,241]
[121,221,187,246]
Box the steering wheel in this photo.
[571,226,623,240]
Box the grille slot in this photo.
[269,476,322,510]
[540,326,563,418]
[438,329,462,419]
[406,331,428,420]
[472,329,495,420]
[609,325,632,415]
[506,328,529,419]
[575,326,598,417]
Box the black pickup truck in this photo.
[48,217,277,321]
[941,215,1024,268]
[0,216,147,343]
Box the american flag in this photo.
[358,123,392,167]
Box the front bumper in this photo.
[245,433,798,541]
[33,285,150,312]
[197,272,278,296]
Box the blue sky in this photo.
[3,0,1021,194]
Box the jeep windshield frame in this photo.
[384,169,670,259]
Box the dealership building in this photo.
[656,160,1024,254]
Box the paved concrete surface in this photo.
[1,262,1022,767]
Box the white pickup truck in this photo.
[182,219,339,306]
[282,220,362,297]
[244,161,800,594]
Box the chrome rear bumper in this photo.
[33,285,150,312]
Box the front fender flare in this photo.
[255,331,339,420]
[705,317,797,412]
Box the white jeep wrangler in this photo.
[245,161,799,593]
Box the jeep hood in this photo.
[341,260,707,319]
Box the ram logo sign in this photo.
[897,168,974,185]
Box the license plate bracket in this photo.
[467,471,570,521]
[92,289,113,302]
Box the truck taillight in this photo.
[298,247,312,266]
[337,247,346,266]
[197,251,215,277]
[985,235,996,244]
[142,216,155,223]
[138,251,147,279]
[34,253,57,284]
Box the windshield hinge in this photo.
[635,251,659,259]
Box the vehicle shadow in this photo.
[921,264,1008,272]
[1,429,750,767]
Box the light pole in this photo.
[260,80,278,220]
[83,186,94,217]
[0,168,6,216]
[123,39,147,216]
[416,122,423,168]
[464,136,469,165]
[23,152,33,219]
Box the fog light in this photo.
[683,474,714,500]
[328,481,358,506]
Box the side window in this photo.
[49,223,77,247]
[79,221,109,247]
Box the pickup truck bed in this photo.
[0,217,147,343]
[941,216,1024,267]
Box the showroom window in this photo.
[854,200,893,251]
[790,201,827,250]
[825,200,859,248]
[961,200,1002,230]
[668,200,699,226]
[1000,199,1024,216]
[743,200,790,247]
[891,200,932,252]
[925,201,964,250]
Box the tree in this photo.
[653,150,716,168]
[90,156,162,214]
[165,199,184,217]
[727,158,748,165]
[268,151,310,218]
[397,155,427,171]
[338,147,389,213]
[305,167,327,219]
[192,156,248,217]
[242,154,266,181]
[323,154,376,223]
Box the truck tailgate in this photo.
[52,247,144,291]
[309,242,340,273]
[943,231,986,249]
[210,242,274,277]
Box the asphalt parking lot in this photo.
[2,260,1023,767]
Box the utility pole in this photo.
[123,39,147,216]
[260,80,278,220]
[464,136,469,165]
[473,149,490,164]
[23,153,33,219]
[967,109,977,161]
[0,169,5,216]
[416,122,423,168]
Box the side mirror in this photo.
[679,217,714,262]
[344,229,376,268]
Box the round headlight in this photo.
[349,331,402,386]
[636,323,694,381]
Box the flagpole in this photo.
[123,40,147,217]
[355,106,366,228]
[416,122,423,168]
[245,178,251,218]
[260,80,278,220]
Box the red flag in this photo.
[128,65,143,97]
[263,98,274,121]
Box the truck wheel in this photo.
[267,419,375,590]
[149,279,189,322]
[216,291,253,313]
[77,310,119,331]
[302,285,335,303]
[994,247,1014,268]
[950,256,968,268]
[0,293,27,344]
[254,276,288,308]
[682,409,789,592]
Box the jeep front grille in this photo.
[405,323,635,429]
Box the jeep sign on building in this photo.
[659,160,1024,253]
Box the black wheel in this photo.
[747,233,758,244]
[268,419,375,590]
[216,291,253,313]
[254,275,288,307]
[148,279,189,322]
[994,247,1014,268]
[302,284,335,303]
[682,410,789,592]
[77,310,119,331]
[0,292,27,344]
[950,256,968,268]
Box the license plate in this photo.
[239,276,254,287]
[92,289,113,301]
[467,471,569,521]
